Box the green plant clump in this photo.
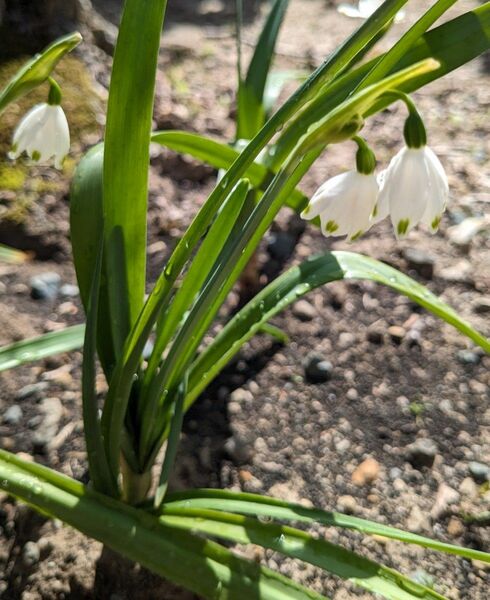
[0,2,489,599]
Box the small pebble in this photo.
[447,517,464,538]
[387,325,406,344]
[30,272,61,300]
[16,382,49,401]
[292,299,317,321]
[22,541,40,567]
[351,458,380,486]
[304,354,333,383]
[469,461,490,483]
[459,477,478,499]
[439,259,473,283]
[230,388,253,404]
[60,284,79,297]
[3,404,22,425]
[406,438,438,469]
[346,388,358,401]
[402,247,435,279]
[447,217,487,247]
[337,495,357,514]
[407,506,430,533]
[267,231,296,260]
[457,350,481,365]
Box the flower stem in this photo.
[47,77,62,105]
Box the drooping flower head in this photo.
[9,78,70,170]
[375,97,448,238]
[301,137,379,241]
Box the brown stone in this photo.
[352,458,380,486]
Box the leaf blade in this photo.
[164,489,490,565]
[0,325,85,372]
[160,507,447,600]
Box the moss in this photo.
[0,163,26,190]
[30,178,63,194]
[0,192,34,224]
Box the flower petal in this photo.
[303,171,378,240]
[9,103,70,169]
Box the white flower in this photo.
[301,171,379,240]
[338,1,404,22]
[9,103,70,169]
[375,146,448,238]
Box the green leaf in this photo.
[0,325,84,372]
[164,489,490,565]
[102,0,168,356]
[259,322,289,344]
[0,243,28,264]
[70,144,116,377]
[81,239,118,496]
[153,374,187,508]
[0,451,329,600]
[101,0,168,477]
[0,32,82,114]
[186,251,489,410]
[160,507,447,600]
[237,0,290,139]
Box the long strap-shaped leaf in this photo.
[81,239,118,496]
[71,144,116,377]
[159,507,447,600]
[237,0,290,139]
[102,0,168,356]
[164,489,490,565]
[0,450,328,600]
[0,324,85,372]
[185,251,489,411]
[100,0,168,476]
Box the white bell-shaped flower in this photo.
[376,146,448,239]
[9,103,70,169]
[338,0,404,21]
[301,170,379,240]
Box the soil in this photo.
[0,0,489,599]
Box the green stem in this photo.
[47,77,62,105]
